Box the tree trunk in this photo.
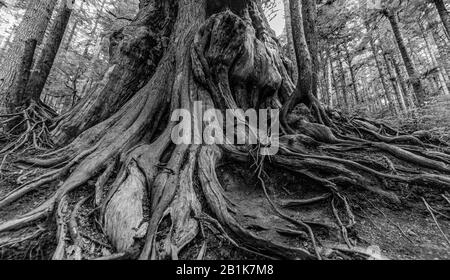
[384,10,426,105]
[0,0,58,114]
[390,52,414,109]
[283,0,298,84]
[2,0,450,262]
[367,24,396,114]
[344,43,360,104]
[336,46,349,110]
[25,0,73,103]
[50,0,178,145]
[382,51,407,113]
[302,0,318,97]
[434,0,450,39]
[288,0,313,108]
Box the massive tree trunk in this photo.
[0,0,58,115]
[25,0,73,103]
[384,9,426,105]
[434,0,450,40]
[50,0,178,145]
[1,0,450,261]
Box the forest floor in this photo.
[0,96,449,260]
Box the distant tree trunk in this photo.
[382,51,406,113]
[384,10,426,105]
[420,23,450,95]
[390,52,414,109]
[344,43,360,104]
[326,46,339,107]
[434,0,450,39]
[336,46,349,109]
[283,0,298,84]
[368,28,396,114]
[64,0,86,52]
[26,0,73,103]
[432,28,450,81]
[302,0,318,97]
[0,0,58,114]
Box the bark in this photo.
[420,23,450,96]
[367,26,396,114]
[335,46,349,109]
[288,0,313,107]
[382,51,407,113]
[6,39,37,113]
[302,0,318,97]
[25,0,73,103]
[434,0,450,39]
[50,0,178,145]
[0,0,58,114]
[344,44,359,104]
[2,0,450,262]
[390,52,414,109]
[384,10,426,105]
[282,0,298,84]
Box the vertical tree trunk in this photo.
[326,46,339,108]
[384,10,426,105]
[302,0,318,97]
[383,51,407,113]
[336,46,349,109]
[25,0,73,103]
[420,24,450,95]
[283,0,298,84]
[344,43,360,104]
[286,0,313,109]
[390,52,414,109]
[6,39,37,115]
[434,0,450,39]
[368,28,396,114]
[0,0,58,114]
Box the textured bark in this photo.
[0,0,58,114]
[26,0,73,102]
[7,39,37,113]
[367,26,396,113]
[384,10,426,105]
[288,0,313,107]
[336,47,349,109]
[302,0,318,97]
[434,0,450,39]
[50,0,178,145]
[282,0,298,84]
[344,44,360,104]
[382,51,407,113]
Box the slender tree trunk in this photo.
[302,0,318,97]
[383,51,407,113]
[420,24,450,95]
[0,0,58,114]
[384,10,426,105]
[25,0,73,103]
[390,52,414,109]
[283,0,298,85]
[344,43,360,104]
[336,46,349,110]
[368,30,396,114]
[287,0,313,108]
[434,0,450,39]
[326,46,339,108]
